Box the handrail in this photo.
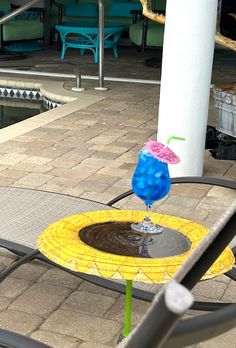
[0,0,40,26]
[96,0,106,90]
[35,62,84,91]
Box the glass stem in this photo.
[145,204,152,221]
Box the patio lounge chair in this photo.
[0,195,235,348]
[0,177,235,306]
[119,199,236,348]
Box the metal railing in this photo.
[96,0,106,90]
[0,67,161,86]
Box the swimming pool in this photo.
[0,80,65,130]
[0,84,64,110]
[0,98,46,129]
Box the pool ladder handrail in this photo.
[35,62,84,91]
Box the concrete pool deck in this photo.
[0,45,235,347]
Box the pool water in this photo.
[0,99,46,129]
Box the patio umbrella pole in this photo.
[95,0,108,91]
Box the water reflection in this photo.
[79,222,191,258]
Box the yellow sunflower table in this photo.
[37,210,234,338]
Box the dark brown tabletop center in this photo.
[79,222,191,258]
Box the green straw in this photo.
[166,136,185,146]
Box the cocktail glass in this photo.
[131,140,180,234]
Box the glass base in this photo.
[131,216,163,234]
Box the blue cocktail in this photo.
[132,148,171,205]
[131,140,180,234]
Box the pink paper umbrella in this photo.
[144,140,180,164]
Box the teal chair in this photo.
[52,1,98,49]
[0,0,45,52]
[52,0,143,53]
[54,1,125,62]
[56,22,125,62]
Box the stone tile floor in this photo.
[0,45,235,347]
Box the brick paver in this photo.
[31,330,82,348]
[42,310,122,344]
[0,310,43,335]
[9,283,72,318]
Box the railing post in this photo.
[0,25,2,49]
[43,0,51,47]
[95,0,108,91]
[70,63,85,92]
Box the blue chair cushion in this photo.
[0,8,11,16]
[0,8,40,20]
[64,3,98,17]
[15,11,40,21]
[109,0,142,17]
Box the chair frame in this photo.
[0,177,235,311]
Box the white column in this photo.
[157,0,218,177]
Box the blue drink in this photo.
[131,148,171,234]
[132,148,171,206]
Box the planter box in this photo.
[213,84,236,138]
